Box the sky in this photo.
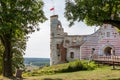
[23,0,98,58]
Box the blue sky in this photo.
[24,0,98,58]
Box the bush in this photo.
[87,61,97,70]
[67,60,83,72]
[60,60,97,72]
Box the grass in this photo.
[22,60,120,80]
[0,60,120,80]
[23,60,97,77]
[24,66,120,80]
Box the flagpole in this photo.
[52,6,55,15]
[50,0,55,15]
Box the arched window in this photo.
[70,52,74,58]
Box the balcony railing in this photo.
[93,55,120,62]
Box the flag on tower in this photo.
[50,7,54,11]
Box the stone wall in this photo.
[50,15,120,65]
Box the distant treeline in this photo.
[24,58,50,66]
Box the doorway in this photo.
[104,47,112,56]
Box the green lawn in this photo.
[0,61,120,80]
[24,66,120,80]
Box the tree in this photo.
[64,0,120,29]
[0,0,47,77]
[0,38,25,74]
[0,31,27,74]
[0,42,4,74]
[11,36,27,74]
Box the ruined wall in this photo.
[50,15,64,65]
[50,15,67,65]
[50,15,120,65]
[64,36,85,61]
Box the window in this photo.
[106,32,110,37]
[70,52,74,58]
[51,33,54,36]
[65,40,70,44]
[56,44,59,49]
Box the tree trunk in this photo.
[1,35,13,77]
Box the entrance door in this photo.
[104,47,112,56]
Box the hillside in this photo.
[24,58,50,66]
[0,60,120,80]
[23,61,120,80]
[24,67,120,80]
[22,60,120,80]
[1,66,120,80]
[23,60,97,76]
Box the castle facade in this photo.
[50,15,120,65]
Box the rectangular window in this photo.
[70,52,74,58]
[57,44,59,49]
[107,32,110,37]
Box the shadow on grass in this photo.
[111,68,120,70]
[42,78,63,80]
[108,78,120,80]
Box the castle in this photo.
[50,15,120,65]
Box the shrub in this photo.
[87,61,97,70]
[60,60,97,72]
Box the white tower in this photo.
[50,15,65,65]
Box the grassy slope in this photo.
[23,60,96,77]
[1,61,120,80]
[1,67,120,80]
[25,67,120,80]
[24,66,120,80]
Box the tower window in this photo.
[65,40,70,44]
[51,33,54,36]
[57,44,59,49]
[70,52,74,58]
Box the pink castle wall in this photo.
[80,24,120,59]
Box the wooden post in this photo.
[112,61,115,70]
[111,49,116,70]
[16,69,23,78]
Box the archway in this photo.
[104,47,112,56]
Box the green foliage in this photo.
[65,0,120,28]
[23,60,97,77]
[12,53,25,73]
[0,0,47,76]
[61,60,97,72]
[0,41,25,74]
